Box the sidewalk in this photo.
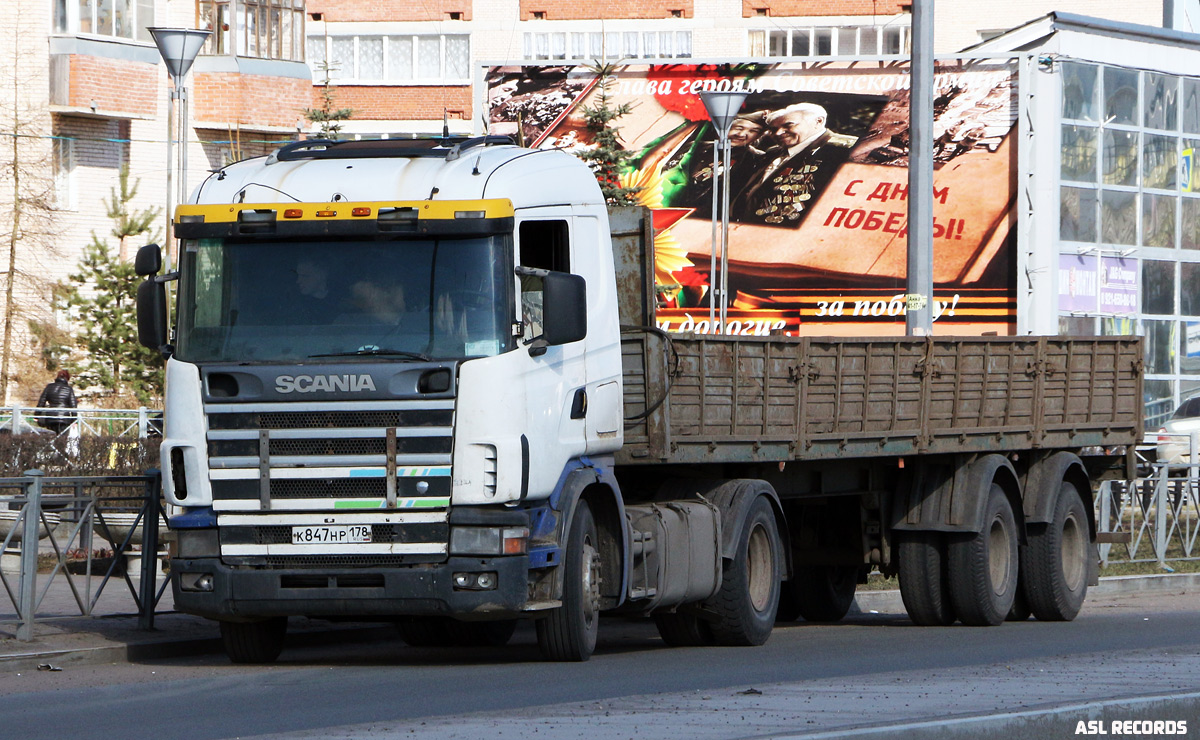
[0,572,1196,670]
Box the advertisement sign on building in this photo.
[1059,253,1099,313]
[1099,256,1138,315]
[486,60,1019,335]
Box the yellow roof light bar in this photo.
[175,199,515,225]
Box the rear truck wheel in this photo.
[1022,482,1089,621]
[654,608,715,646]
[536,499,601,661]
[948,484,1019,626]
[898,531,956,626]
[220,617,288,664]
[707,495,782,646]
[793,564,858,623]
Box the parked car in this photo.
[1156,396,1200,470]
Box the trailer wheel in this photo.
[654,608,715,646]
[707,495,781,646]
[537,500,601,661]
[1021,482,1089,621]
[220,617,287,664]
[948,484,1019,626]
[898,531,956,626]
[794,565,858,622]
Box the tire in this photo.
[396,617,454,647]
[794,565,858,623]
[775,578,802,623]
[1022,482,1089,621]
[706,495,781,646]
[947,484,1019,626]
[898,531,956,626]
[654,608,715,646]
[536,500,601,661]
[220,617,288,664]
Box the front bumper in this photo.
[170,554,530,620]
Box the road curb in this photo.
[851,572,1200,615]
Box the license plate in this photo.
[291,525,372,544]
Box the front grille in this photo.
[208,436,451,458]
[209,409,451,430]
[211,477,451,500]
[206,400,454,567]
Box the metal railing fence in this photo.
[0,406,162,439]
[0,470,164,640]
[1096,437,1200,569]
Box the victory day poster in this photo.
[485,60,1018,336]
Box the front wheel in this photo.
[536,500,601,661]
[707,495,781,646]
[219,617,287,664]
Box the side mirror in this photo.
[542,272,587,346]
[137,279,168,350]
[135,244,162,276]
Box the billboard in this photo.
[486,60,1018,336]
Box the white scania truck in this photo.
[136,137,1142,663]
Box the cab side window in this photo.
[518,220,569,340]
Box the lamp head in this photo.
[149,27,212,81]
[699,91,751,142]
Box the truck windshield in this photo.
[174,236,513,363]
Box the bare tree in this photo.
[0,3,65,404]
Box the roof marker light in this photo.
[283,209,303,219]
[455,210,486,219]
[352,207,372,217]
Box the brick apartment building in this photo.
[0,0,1194,404]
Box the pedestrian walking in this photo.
[36,370,77,435]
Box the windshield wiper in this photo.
[309,347,432,361]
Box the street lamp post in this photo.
[699,90,749,334]
[149,28,210,272]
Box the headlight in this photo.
[450,527,528,556]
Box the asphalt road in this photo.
[1,590,1198,740]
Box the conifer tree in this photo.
[303,59,354,140]
[575,62,642,205]
[61,167,164,405]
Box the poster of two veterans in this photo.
[485,60,1018,336]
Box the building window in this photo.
[748,25,909,58]
[54,0,154,42]
[52,138,75,211]
[198,0,306,62]
[523,29,691,61]
[308,34,471,84]
[1056,60,1200,422]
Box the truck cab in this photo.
[140,137,627,661]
